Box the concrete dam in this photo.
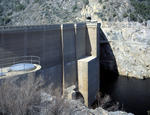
[0,23,100,107]
[1,22,150,114]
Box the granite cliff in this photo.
[101,21,150,79]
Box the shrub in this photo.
[95,92,121,111]
[83,0,89,5]
[0,76,42,115]
[127,9,132,13]
[104,18,107,21]
[0,75,71,115]
[2,16,11,24]
[103,5,106,9]
[0,18,3,25]
[113,13,116,17]
[123,13,128,18]
[99,0,102,3]
[95,12,104,18]
[34,0,40,3]
[0,8,3,16]
[15,3,25,12]
[130,0,150,21]
[139,18,143,23]
[129,13,137,21]
[72,4,78,12]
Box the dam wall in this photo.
[0,23,100,106]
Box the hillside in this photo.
[0,0,150,26]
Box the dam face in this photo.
[0,23,100,106]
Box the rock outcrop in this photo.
[68,100,134,115]
[0,0,134,26]
[41,92,134,115]
[101,21,150,79]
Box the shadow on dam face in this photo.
[99,29,150,115]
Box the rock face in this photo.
[100,22,150,79]
[68,100,134,115]
[0,0,133,26]
[0,0,85,26]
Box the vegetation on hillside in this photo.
[0,0,27,25]
[129,0,150,22]
[0,0,150,26]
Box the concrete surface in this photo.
[0,23,100,106]
[78,56,99,106]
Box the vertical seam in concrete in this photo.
[85,24,88,56]
[97,23,101,57]
[1,29,4,59]
[61,24,65,95]
[42,26,46,67]
[97,23,100,90]
[87,62,89,106]
[24,27,27,56]
[74,24,78,89]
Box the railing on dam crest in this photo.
[0,56,40,76]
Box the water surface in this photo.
[101,69,150,115]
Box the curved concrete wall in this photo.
[0,23,100,106]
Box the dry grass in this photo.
[0,75,42,115]
[95,92,121,111]
[0,75,72,115]
[42,86,72,115]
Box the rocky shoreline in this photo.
[41,92,134,115]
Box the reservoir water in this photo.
[100,69,150,115]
